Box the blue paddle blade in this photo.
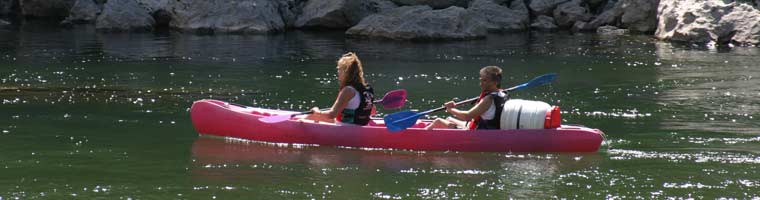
[514,73,556,91]
[383,111,421,132]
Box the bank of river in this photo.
[0,24,758,199]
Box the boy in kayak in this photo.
[303,52,376,125]
[425,66,507,130]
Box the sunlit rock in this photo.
[656,0,760,44]
[168,0,284,34]
[468,0,529,32]
[346,6,487,40]
[295,0,397,29]
[95,0,154,31]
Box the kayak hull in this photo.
[190,99,605,152]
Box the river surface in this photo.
[1,22,759,199]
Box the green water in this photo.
[1,23,759,199]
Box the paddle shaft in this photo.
[420,86,524,115]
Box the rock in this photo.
[596,25,627,35]
[62,0,102,24]
[344,0,397,25]
[553,0,591,28]
[583,0,657,33]
[571,21,592,32]
[529,0,568,15]
[584,1,621,29]
[295,0,349,28]
[277,0,307,28]
[390,0,469,9]
[95,0,154,31]
[619,0,658,32]
[655,0,760,44]
[346,6,487,40]
[1,0,14,16]
[169,0,285,34]
[584,0,605,9]
[19,0,76,18]
[468,0,529,32]
[296,0,397,29]
[0,19,9,27]
[530,15,558,31]
[136,0,169,13]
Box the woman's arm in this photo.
[447,96,493,121]
[306,87,355,121]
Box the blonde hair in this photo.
[480,66,502,88]
[336,52,366,89]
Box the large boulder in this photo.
[1,0,14,16]
[619,0,657,32]
[582,0,657,32]
[346,6,487,40]
[553,0,591,28]
[655,0,760,44]
[277,0,307,28]
[468,0,529,32]
[390,0,469,9]
[530,15,558,31]
[295,0,396,29]
[62,0,103,24]
[19,0,75,18]
[95,0,154,31]
[529,0,568,15]
[136,0,169,13]
[169,0,285,34]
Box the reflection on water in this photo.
[655,42,760,134]
[190,136,601,199]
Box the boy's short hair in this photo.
[480,66,502,87]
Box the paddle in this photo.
[384,73,557,132]
[258,89,408,123]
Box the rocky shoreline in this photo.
[0,0,759,44]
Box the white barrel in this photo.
[500,99,551,130]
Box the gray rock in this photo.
[1,0,13,16]
[584,0,605,8]
[345,0,397,25]
[0,19,9,27]
[619,0,657,32]
[582,0,657,33]
[296,0,397,29]
[62,0,102,24]
[655,0,760,44]
[19,0,76,18]
[390,0,469,9]
[169,0,285,34]
[553,0,591,28]
[95,0,154,31]
[468,0,529,32]
[530,15,558,31]
[136,0,169,13]
[277,0,307,28]
[529,0,568,15]
[346,6,487,40]
[596,25,627,35]
[585,1,621,29]
[295,0,349,28]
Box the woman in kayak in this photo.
[303,52,376,125]
[425,66,508,130]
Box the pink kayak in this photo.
[190,99,605,152]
